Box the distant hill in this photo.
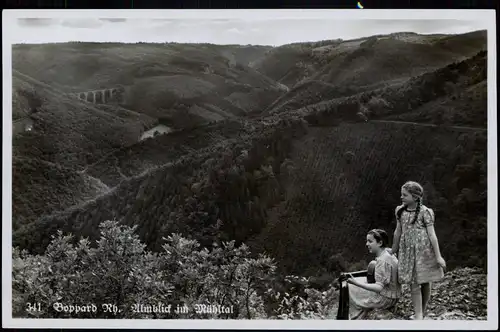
[218,44,272,67]
[72,50,487,195]
[12,42,286,129]
[254,31,485,87]
[257,30,486,114]
[271,50,487,129]
[12,71,157,169]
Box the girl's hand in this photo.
[387,248,398,257]
[346,275,356,285]
[437,256,447,271]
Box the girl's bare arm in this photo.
[392,219,402,254]
[347,278,383,293]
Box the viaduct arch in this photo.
[67,86,126,104]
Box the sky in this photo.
[10,16,489,46]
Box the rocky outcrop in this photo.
[365,267,487,320]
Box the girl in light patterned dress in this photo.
[346,229,402,320]
[391,181,446,320]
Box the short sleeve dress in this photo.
[396,204,444,285]
[348,250,401,319]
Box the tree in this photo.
[366,96,391,115]
[12,220,278,319]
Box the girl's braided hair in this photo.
[397,181,424,224]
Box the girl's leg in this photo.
[411,283,424,319]
[356,310,370,320]
[350,309,367,320]
[421,282,432,316]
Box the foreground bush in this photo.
[12,221,487,321]
[12,220,278,319]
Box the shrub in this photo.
[366,96,391,114]
[12,220,277,319]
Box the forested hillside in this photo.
[12,157,110,230]
[12,71,157,228]
[14,62,488,272]
[248,122,487,274]
[276,50,487,129]
[11,42,287,228]
[262,30,486,114]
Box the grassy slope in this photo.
[255,31,484,87]
[250,39,345,87]
[218,44,272,67]
[260,31,486,114]
[274,50,487,130]
[384,80,487,127]
[12,71,157,167]
[12,43,284,126]
[12,75,38,121]
[364,50,488,126]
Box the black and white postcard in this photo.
[2,9,497,330]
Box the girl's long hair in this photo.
[398,181,424,224]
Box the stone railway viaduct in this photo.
[67,86,126,104]
[13,86,127,135]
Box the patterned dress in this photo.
[348,250,401,319]
[396,204,444,285]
